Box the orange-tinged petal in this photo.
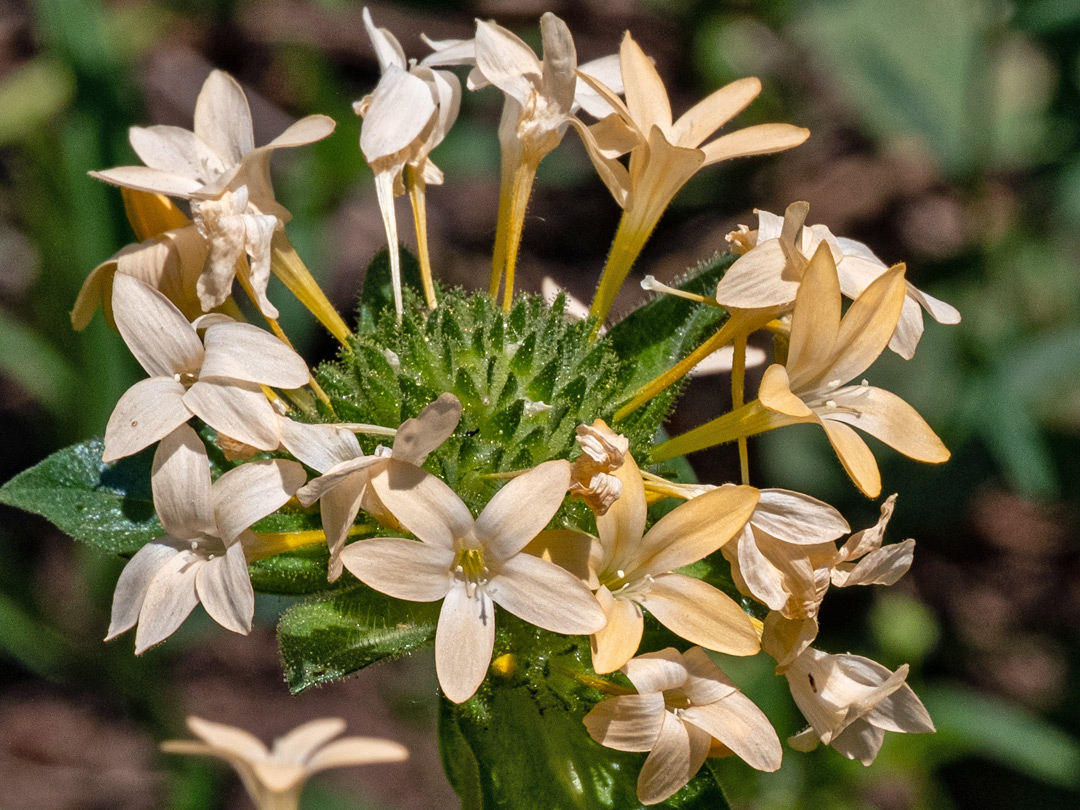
[758,364,814,418]
[583,693,665,752]
[672,77,761,147]
[597,452,647,572]
[641,574,759,655]
[820,419,881,498]
[620,33,671,133]
[786,243,841,384]
[826,264,907,386]
[826,385,951,464]
[637,712,710,805]
[591,586,644,674]
[700,122,809,166]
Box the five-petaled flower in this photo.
[162,715,408,810]
[584,647,781,804]
[340,458,607,703]
[106,425,305,653]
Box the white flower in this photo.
[162,715,408,810]
[91,70,335,316]
[106,425,305,653]
[340,459,606,703]
[103,275,310,461]
[284,393,462,581]
[584,647,781,805]
[716,203,961,358]
[776,646,934,764]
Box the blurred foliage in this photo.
[1,0,1079,808]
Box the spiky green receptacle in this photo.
[317,286,661,515]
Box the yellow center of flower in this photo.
[453,547,490,598]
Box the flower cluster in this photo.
[53,7,957,807]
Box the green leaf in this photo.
[607,253,733,397]
[277,585,439,693]
[0,437,160,554]
[439,623,732,810]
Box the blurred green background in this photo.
[1,0,1079,808]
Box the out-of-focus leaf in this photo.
[1016,0,1080,33]
[0,58,76,145]
[277,586,438,693]
[0,590,72,677]
[976,373,1058,499]
[922,685,1080,788]
[0,309,79,413]
[0,438,159,554]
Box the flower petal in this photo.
[436,583,496,703]
[106,541,180,640]
[591,586,645,674]
[714,238,797,310]
[827,265,907,386]
[305,737,409,772]
[786,244,841,385]
[597,451,647,573]
[212,459,306,543]
[280,420,362,474]
[340,537,454,601]
[90,165,205,197]
[633,485,759,576]
[320,474,370,582]
[128,125,224,181]
[474,19,541,107]
[196,541,254,634]
[583,693,665,752]
[679,647,739,705]
[827,385,950,464]
[474,460,571,559]
[360,66,436,163]
[621,647,687,694]
[522,529,599,588]
[186,715,268,759]
[194,70,254,166]
[183,378,281,451]
[133,549,201,653]
[103,377,191,462]
[370,460,473,549]
[700,122,809,166]
[112,274,203,378]
[151,424,217,540]
[391,393,462,465]
[620,33,671,133]
[672,77,761,148]
[758,364,814,419]
[640,574,759,656]
[752,489,850,544]
[489,553,605,634]
[820,419,882,498]
[271,718,345,764]
[200,322,310,389]
[681,692,782,772]
[637,712,710,805]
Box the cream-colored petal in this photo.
[305,737,409,772]
[758,364,814,418]
[671,77,761,147]
[714,239,796,310]
[637,712,710,805]
[619,33,671,133]
[681,692,782,772]
[262,114,337,151]
[489,553,605,634]
[280,420,362,474]
[103,377,190,462]
[906,281,961,325]
[320,475,370,582]
[633,485,758,576]
[474,460,571,559]
[574,54,622,118]
[360,66,436,162]
[151,424,216,540]
[591,586,644,675]
[621,648,687,695]
[340,537,454,601]
[522,529,599,588]
[297,456,381,506]
[679,646,739,705]
[474,19,541,107]
[194,70,254,166]
[583,693,665,752]
[752,489,850,544]
[826,265,907,386]
[370,461,472,549]
[832,539,914,588]
[106,541,180,640]
[212,459,306,543]
[196,542,254,634]
[641,574,759,656]
[786,244,841,385]
[200,322,310,389]
[128,125,224,182]
[538,12,577,112]
[72,257,115,331]
[820,419,881,499]
[436,583,496,703]
[239,210,280,319]
[761,612,818,669]
[186,716,269,759]
[829,718,886,764]
[700,123,809,166]
[271,718,345,764]
[183,378,281,451]
[133,549,201,654]
[90,165,205,197]
[565,116,632,207]
[733,531,788,612]
[391,393,461,465]
[112,274,203,378]
[827,385,950,463]
[362,7,406,71]
[597,452,646,572]
[887,297,925,360]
